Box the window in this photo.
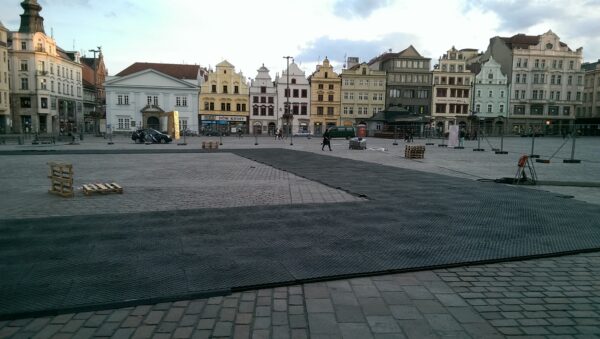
[477,90,481,97]
[500,91,504,98]
[268,97,274,104]
[21,78,28,90]
[253,96,259,103]
[567,92,571,101]
[487,104,492,113]
[261,106,266,115]
[327,107,334,115]
[20,60,28,71]
[41,97,48,109]
[558,60,563,69]
[21,41,27,50]
[260,97,266,103]
[301,89,307,98]
[253,106,258,115]
[20,97,31,108]
[569,60,574,70]
[51,81,54,92]
[514,105,525,115]
[488,91,493,98]
[300,105,307,115]
[223,85,228,93]
[211,85,217,93]
[269,107,275,116]
[516,74,521,83]
[522,74,527,83]
[293,89,299,98]
[284,89,290,97]
[117,117,131,130]
[329,84,334,90]
[317,106,323,115]
[328,94,334,102]
[499,105,504,113]
[523,59,528,68]
[179,119,188,131]
[234,86,239,94]
[563,106,571,116]
[318,84,323,89]
[40,78,47,90]
[318,94,323,101]
[557,75,562,85]
[176,97,181,106]
[291,78,296,84]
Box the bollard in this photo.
[255,133,258,146]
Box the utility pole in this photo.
[89,46,102,136]
[283,56,293,145]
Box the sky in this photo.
[1,0,599,79]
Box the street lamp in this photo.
[283,56,293,145]
[89,47,102,137]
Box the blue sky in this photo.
[1,0,599,78]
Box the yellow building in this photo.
[309,57,341,135]
[199,60,249,134]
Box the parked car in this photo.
[131,128,172,143]
[328,126,356,139]
[293,131,313,137]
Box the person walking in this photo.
[322,128,332,151]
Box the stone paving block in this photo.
[253,317,271,329]
[252,329,270,339]
[288,295,304,306]
[256,296,272,306]
[180,314,199,327]
[308,313,340,335]
[207,296,223,305]
[389,305,422,320]
[424,314,463,332]
[306,298,334,313]
[219,307,236,322]
[236,313,253,325]
[288,286,303,295]
[366,316,401,333]
[446,307,486,324]
[239,301,255,313]
[107,309,130,323]
[163,307,185,323]
[359,298,391,316]
[380,292,411,305]
[274,299,288,312]
[304,285,329,299]
[59,319,84,333]
[132,325,156,339]
[288,305,304,315]
[290,328,308,339]
[200,304,220,318]
[272,312,289,326]
[435,293,468,307]
[272,325,291,339]
[83,314,106,328]
[153,302,173,310]
[255,306,271,317]
[397,319,437,339]
[289,314,307,329]
[110,328,135,339]
[402,286,434,300]
[257,289,272,297]
[144,311,165,325]
[373,281,403,292]
[50,313,74,325]
[196,318,215,330]
[241,292,257,301]
[212,321,233,337]
[233,325,250,339]
[156,321,177,333]
[339,323,375,339]
[413,299,446,314]
[521,326,551,335]
[326,280,352,292]
[94,321,120,337]
[132,305,153,316]
[120,315,143,328]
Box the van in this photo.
[328,126,356,139]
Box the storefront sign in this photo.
[201,115,247,122]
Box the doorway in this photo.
[147,116,160,130]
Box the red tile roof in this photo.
[116,62,202,80]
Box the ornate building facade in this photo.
[579,60,600,128]
[105,62,202,134]
[431,46,478,133]
[484,30,584,134]
[340,58,386,126]
[8,0,83,135]
[275,61,311,135]
[0,21,10,133]
[199,60,249,134]
[473,56,509,135]
[308,57,341,135]
[249,65,277,135]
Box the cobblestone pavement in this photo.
[0,153,363,220]
[1,252,599,339]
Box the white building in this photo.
[104,63,203,134]
[249,64,278,135]
[7,0,83,134]
[0,21,10,133]
[275,61,311,134]
[473,56,509,135]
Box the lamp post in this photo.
[283,56,293,145]
[88,47,102,137]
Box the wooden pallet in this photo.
[83,182,124,196]
[48,162,74,197]
[202,141,219,150]
[405,145,425,159]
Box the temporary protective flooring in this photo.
[1,149,599,320]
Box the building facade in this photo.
[275,61,310,135]
[0,22,10,133]
[340,59,386,126]
[485,31,584,134]
[249,65,277,135]
[308,57,341,135]
[81,51,108,134]
[579,60,600,128]
[199,60,249,134]
[8,0,83,135]
[105,63,202,134]
[368,46,432,116]
[473,56,509,135]
[431,47,478,133]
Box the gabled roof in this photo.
[501,33,569,50]
[116,62,201,80]
[80,57,97,69]
[105,68,200,89]
[216,60,235,68]
[368,45,429,65]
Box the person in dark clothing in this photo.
[322,128,332,151]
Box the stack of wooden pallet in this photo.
[48,162,74,198]
[405,145,425,159]
[202,141,219,150]
[83,183,123,196]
